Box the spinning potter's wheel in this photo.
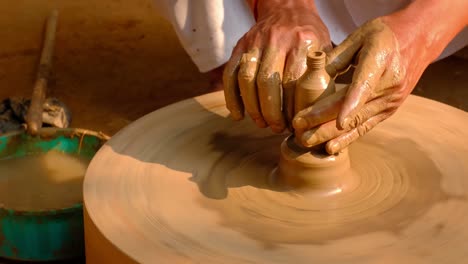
[84,86,468,263]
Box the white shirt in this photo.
[153,0,468,72]
[153,0,255,72]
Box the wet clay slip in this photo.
[84,87,468,263]
[0,151,90,211]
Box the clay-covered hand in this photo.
[223,0,331,133]
[293,18,410,153]
[292,7,463,154]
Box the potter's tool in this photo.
[26,10,58,135]
[83,84,468,263]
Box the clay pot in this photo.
[294,50,335,115]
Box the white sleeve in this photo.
[315,0,468,61]
[153,0,255,72]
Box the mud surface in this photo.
[0,0,214,138]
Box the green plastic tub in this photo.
[0,128,108,261]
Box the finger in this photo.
[299,95,392,147]
[282,45,309,130]
[340,95,394,130]
[238,49,267,128]
[223,42,246,120]
[257,47,287,133]
[326,30,364,78]
[326,112,391,154]
[337,43,388,130]
[292,87,348,132]
[299,119,348,148]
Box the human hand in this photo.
[292,17,436,154]
[223,0,331,133]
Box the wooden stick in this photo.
[26,10,59,135]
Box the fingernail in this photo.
[293,117,308,130]
[303,131,318,147]
[341,117,351,130]
[327,141,340,154]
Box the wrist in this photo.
[256,0,318,20]
[382,0,468,64]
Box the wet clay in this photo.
[276,136,355,194]
[84,89,468,263]
[294,50,335,115]
[0,150,90,211]
[278,50,340,188]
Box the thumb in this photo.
[326,30,364,78]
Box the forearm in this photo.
[245,0,257,16]
[383,0,468,64]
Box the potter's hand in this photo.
[223,0,331,133]
[295,18,410,154]
[293,0,468,154]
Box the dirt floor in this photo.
[0,0,215,137]
[0,0,466,263]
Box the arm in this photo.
[244,0,257,18]
[386,0,468,65]
[245,0,321,20]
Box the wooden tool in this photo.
[26,10,58,135]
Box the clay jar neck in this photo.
[277,136,355,195]
[306,51,326,70]
[294,51,335,115]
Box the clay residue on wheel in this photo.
[83,92,468,264]
[195,131,461,247]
